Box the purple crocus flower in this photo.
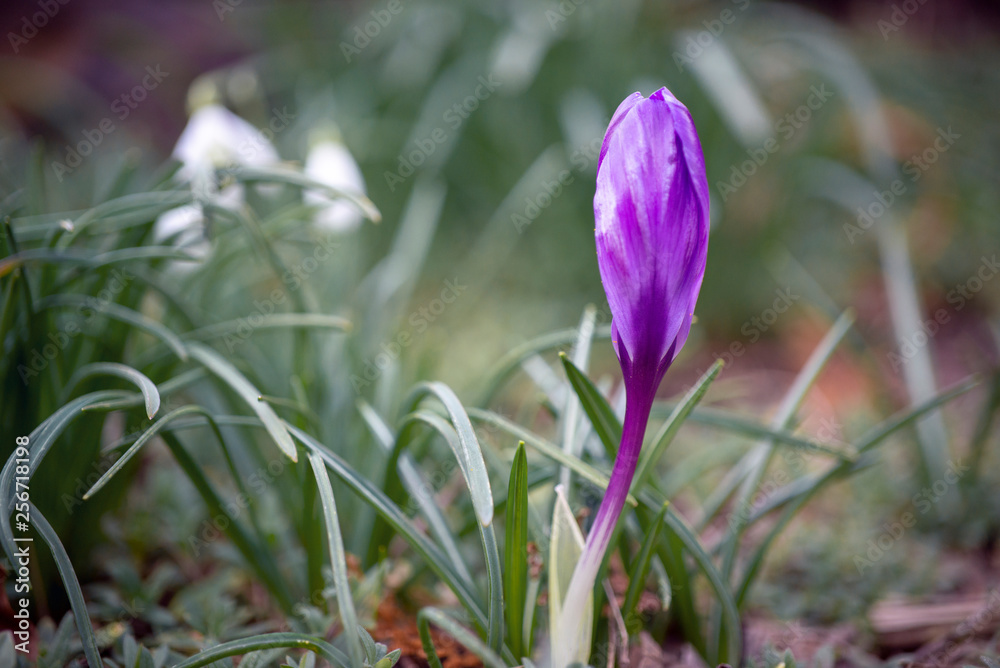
[553,87,709,666]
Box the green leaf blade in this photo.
[189,342,298,462]
[504,442,529,658]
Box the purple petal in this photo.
[594,87,709,393]
[597,92,643,173]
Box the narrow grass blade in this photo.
[170,633,349,668]
[37,294,189,361]
[559,306,598,490]
[0,246,197,278]
[966,371,998,481]
[0,391,129,565]
[227,165,381,222]
[632,360,723,494]
[560,353,622,458]
[622,502,668,634]
[358,400,473,585]
[61,190,192,244]
[653,403,855,459]
[853,376,979,456]
[703,311,854,528]
[0,269,21,341]
[640,506,703,658]
[63,362,160,419]
[771,311,855,427]
[83,406,212,499]
[711,312,853,660]
[29,506,102,668]
[159,431,294,614]
[477,325,613,406]
[285,424,489,636]
[504,442,529,658]
[257,394,320,428]
[184,313,352,342]
[405,382,494,527]
[417,608,508,668]
[734,376,980,606]
[361,176,444,324]
[308,452,364,667]
[81,368,205,413]
[356,399,395,448]
[189,342,298,462]
[391,409,504,653]
[658,505,742,665]
[467,408,638,507]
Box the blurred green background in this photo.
[3,0,998,394]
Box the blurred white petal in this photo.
[173,104,279,178]
[156,103,278,266]
[215,183,245,209]
[152,204,211,265]
[304,140,367,233]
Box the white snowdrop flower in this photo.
[153,103,280,254]
[153,204,203,250]
[304,138,367,233]
[173,103,279,179]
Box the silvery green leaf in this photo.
[548,486,593,668]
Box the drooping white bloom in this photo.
[152,204,205,253]
[172,103,279,179]
[304,139,367,233]
[153,104,279,256]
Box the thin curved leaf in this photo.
[560,352,622,458]
[64,362,160,419]
[227,166,381,223]
[0,246,197,278]
[504,442,529,659]
[170,632,349,668]
[358,402,473,585]
[83,406,208,500]
[36,294,189,361]
[632,359,724,493]
[417,608,507,668]
[189,342,297,462]
[184,313,352,342]
[478,325,613,405]
[622,502,668,632]
[308,452,364,667]
[467,408,638,508]
[405,382,494,527]
[60,190,192,245]
[0,390,130,565]
[390,409,504,654]
[29,506,102,668]
[559,305,598,489]
[284,423,489,637]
